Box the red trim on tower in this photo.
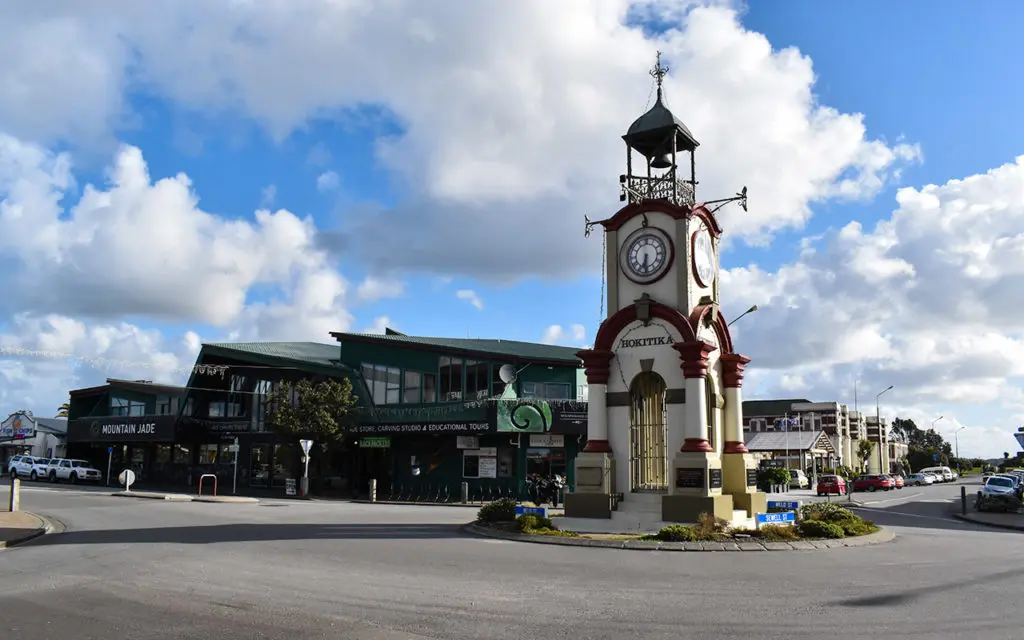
[599,201,722,238]
[583,439,613,453]
[688,204,723,238]
[593,300,696,353]
[720,353,752,388]
[672,340,717,378]
[576,349,614,385]
[681,437,714,453]
[723,440,749,454]
[688,303,734,355]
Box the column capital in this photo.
[720,353,752,388]
[672,340,717,379]
[583,439,613,453]
[577,349,614,385]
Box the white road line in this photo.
[851,506,963,523]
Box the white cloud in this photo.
[363,316,392,334]
[0,1,918,278]
[455,289,484,311]
[542,324,587,345]
[724,156,1024,458]
[316,170,340,192]
[356,276,405,303]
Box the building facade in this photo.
[1,412,67,464]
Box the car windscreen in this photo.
[987,477,1015,488]
[35,459,49,464]
[71,460,91,467]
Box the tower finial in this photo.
[650,51,669,98]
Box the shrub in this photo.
[758,524,799,541]
[693,512,731,540]
[654,524,698,542]
[839,518,879,537]
[516,514,556,532]
[797,520,845,539]
[798,502,856,523]
[477,498,517,523]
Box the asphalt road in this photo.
[1,479,1020,640]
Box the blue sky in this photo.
[2,1,1022,456]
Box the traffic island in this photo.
[466,501,895,551]
[109,491,258,503]
[0,511,52,549]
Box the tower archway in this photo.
[629,371,668,492]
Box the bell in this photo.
[650,153,673,169]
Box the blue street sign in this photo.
[515,505,549,518]
[933,453,939,461]
[767,500,800,511]
[756,511,796,526]
[108,446,113,453]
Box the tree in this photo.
[890,417,920,443]
[266,378,359,441]
[857,440,875,472]
[56,403,70,418]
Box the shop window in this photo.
[128,401,146,417]
[111,397,130,416]
[182,398,194,417]
[250,444,270,486]
[439,357,463,401]
[361,364,402,405]
[465,361,489,399]
[462,448,497,479]
[156,396,173,415]
[252,380,273,431]
[173,444,191,464]
[423,373,437,403]
[497,448,516,478]
[198,444,218,465]
[155,445,172,464]
[403,371,422,403]
[208,401,226,418]
[219,443,237,465]
[526,448,567,478]
[521,382,571,400]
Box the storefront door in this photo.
[250,444,270,487]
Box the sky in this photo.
[1,0,1022,459]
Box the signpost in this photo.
[515,505,549,518]
[755,511,795,528]
[767,500,800,511]
[232,437,239,495]
[106,446,113,486]
[299,439,313,498]
[119,469,136,492]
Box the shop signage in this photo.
[493,400,587,435]
[756,511,795,527]
[530,434,564,448]
[456,436,479,449]
[359,437,391,449]
[67,416,177,443]
[617,335,672,349]
[675,467,705,489]
[352,422,491,435]
[0,412,36,441]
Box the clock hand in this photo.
[641,252,649,272]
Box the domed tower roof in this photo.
[622,53,699,158]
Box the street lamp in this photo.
[954,426,965,474]
[727,304,759,327]
[876,385,893,474]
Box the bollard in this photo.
[369,478,377,503]
[960,485,967,515]
[460,481,469,504]
[8,476,20,512]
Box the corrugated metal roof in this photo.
[204,342,343,368]
[35,418,67,434]
[329,332,582,364]
[743,399,811,417]
[746,430,834,453]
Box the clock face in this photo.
[692,228,715,287]
[620,227,673,284]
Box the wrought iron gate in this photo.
[629,371,668,492]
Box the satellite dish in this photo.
[498,364,517,384]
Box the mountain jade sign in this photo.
[67,416,177,443]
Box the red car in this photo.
[852,474,894,492]
[816,474,847,496]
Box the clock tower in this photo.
[564,54,765,528]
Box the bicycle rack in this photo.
[198,473,218,497]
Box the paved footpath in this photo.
[0,509,49,548]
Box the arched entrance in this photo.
[629,371,668,492]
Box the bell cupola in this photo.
[620,52,699,208]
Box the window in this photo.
[423,373,437,403]
[219,443,237,466]
[464,360,489,399]
[182,398,194,417]
[521,382,571,400]
[403,371,422,404]
[439,357,463,401]
[198,444,218,465]
[128,401,146,417]
[155,445,171,465]
[173,445,190,464]
[463,447,497,479]
[361,364,402,405]
[208,401,226,418]
[252,380,273,431]
[156,396,173,415]
[111,397,130,416]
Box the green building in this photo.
[64,330,589,498]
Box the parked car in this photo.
[905,473,935,486]
[28,458,52,481]
[975,475,1023,512]
[789,469,809,489]
[816,474,847,496]
[889,474,905,489]
[6,455,38,479]
[48,458,103,483]
[852,474,894,492]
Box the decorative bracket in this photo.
[703,186,748,216]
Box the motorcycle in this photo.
[525,473,566,507]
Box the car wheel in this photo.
[70,473,78,484]
[868,486,876,492]
[30,471,37,481]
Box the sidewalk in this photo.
[953,510,1024,532]
[0,509,49,548]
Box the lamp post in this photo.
[954,426,965,474]
[876,385,893,474]
[727,304,759,327]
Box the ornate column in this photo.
[720,353,752,453]
[672,340,716,452]
[577,349,613,453]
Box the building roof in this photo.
[70,378,186,397]
[34,418,67,434]
[204,341,343,367]
[746,430,835,454]
[329,331,583,365]
[743,399,812,417]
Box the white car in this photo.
[905,473,935,486]
[6,455,38,478]
[27,458,54,481]
[49,458,103,484]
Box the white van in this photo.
[919,466,953,482]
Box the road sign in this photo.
[107,446,113,453]
[515,505,549,518]
[933,453,939,461]
[767,500,800,511]
[118,469,136,491]
[299,439,313,455]
[756,511,795,526]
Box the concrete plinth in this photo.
[662,493,735,522]
[566,451,615,519]
[721,452,766,517]
[564,492,613,519]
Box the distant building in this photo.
[1,411,67,463]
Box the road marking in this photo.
[850,506,964,523]
[854,491,922,505]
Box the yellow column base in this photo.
[722,452,767,518]
[565,452,615,519]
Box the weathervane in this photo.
[650,51,669,93]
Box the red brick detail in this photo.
[723,440,749,454]
[681,437,714,452]
[673,340,717,378]
[583,439,612,453]
[576,349,614,385]
[720,353,752,388]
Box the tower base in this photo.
[565,451,615,519]
[661,493,734,522]
[721,451,767,517]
